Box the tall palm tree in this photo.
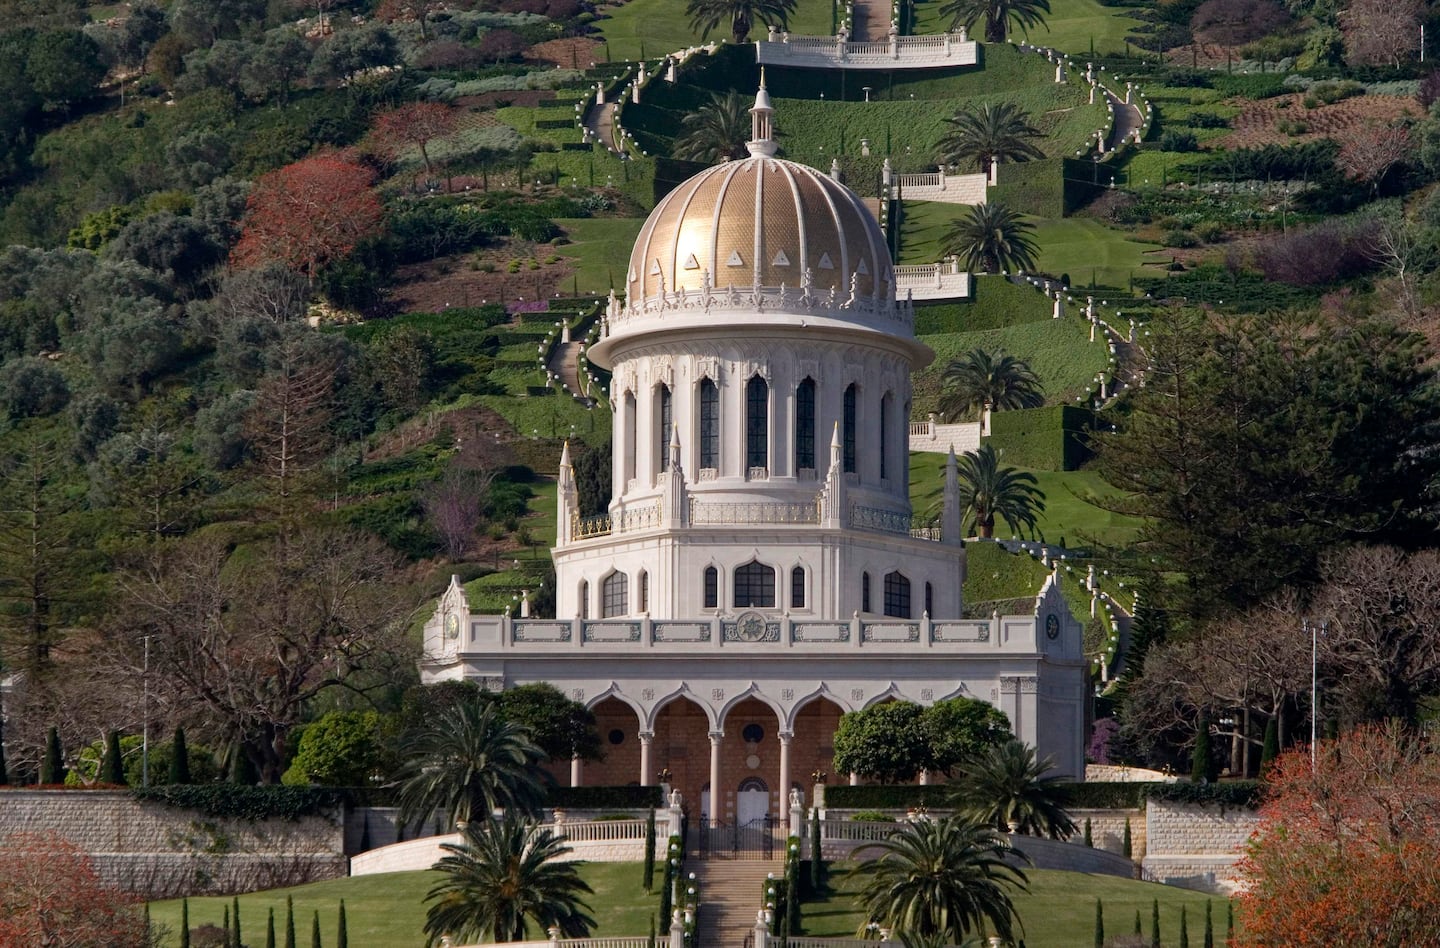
[953,443,1045,539]
[852,816,1029,945]
[954,739,1077,840]
[938,0,1051,42]
[394,700,548,830]
[423,813,596,946]
[938,102,1045,177]
[941,202,1039,275]
[673,91,752,163]
[686,0,797,43]
[939,348,1045,421]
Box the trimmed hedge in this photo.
[548,785,663,809]
[824,785,954,809]
[828,780,1262,811]
[986,405,1095,471]
[991,157,1065,218]
[133,786,349,821]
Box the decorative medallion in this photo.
[736,612,766,642]
[1045,614,1060,641]
[444,613,460,639]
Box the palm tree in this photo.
[685,0,797,43]
[938,103,1045,178]
[394,700,548,830]
[852,816,1028,945]
[938,348,1045,421]
[942,202,1039,275]
[423,813,596,946]
[938,0,1051,42]
[954,739,1077,840]
[953,443,1045,539]
[673,91,752,164]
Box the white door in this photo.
[737,788,769,827]
[701,789,711,820]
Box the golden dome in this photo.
[626,156,892,305]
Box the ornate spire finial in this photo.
[747,75,777,158]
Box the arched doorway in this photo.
[588,696,642,788]
[652,695,713,817]
[721,696,782,820]
[736,776,769,828]
[790,695,845,788]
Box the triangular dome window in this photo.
[649,260,662,275]
[683,253,701,270]
[857,258,869,275]
[818,252,835,270]
[726,250,745,267]
[772,250,791,267]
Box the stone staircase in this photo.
[693,860,783,948]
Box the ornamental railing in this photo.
[817,819,901,842]
[573,513,612,538]
[690,500,821,525]
[556,818,649,842]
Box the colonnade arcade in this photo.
[567,692,846,824]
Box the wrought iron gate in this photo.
[694,815,781,860]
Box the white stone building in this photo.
[420,82,1087,827]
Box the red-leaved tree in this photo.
[0,832,152,946]
[1235,723,1440,946]
[230,153,384,281]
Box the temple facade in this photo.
[419,82,1088,827]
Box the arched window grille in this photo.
[861,571,871,613]
[578,580,589,620]
[746,375,768,471]
[843,384,857,474]
[791,566,806,609]
[884,571,911,619]
[657,385,672,473]
[602,571,628,617]
[699,378,719,470]
[703,566,718,609]
[795,378,816,471]
[733,560,776,608]
[623,391,637,483]
[638,570,649,613]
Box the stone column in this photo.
[640,731,654,785]
[571,754,583,787]
[849,771,860,786]
[778,731,793,806]
[709,731,723,820]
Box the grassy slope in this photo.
[803,866,1227,946]
[911,0,1143,55]
[597,0,837,62]
[914,317,1108,415]
[1031,218,1163,291]
[148,863,661,948]
[555,217,647,295]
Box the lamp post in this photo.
[1305,619,1328,769]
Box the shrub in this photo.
[1193,220,1227,243]
[1185,111,1230,129]
[1163,228,1200,248]
[849,810,898,822]
[1254,218,1378,286]
[1160,130,1199,153]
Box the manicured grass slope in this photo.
[149,863,661,948]
[597,0,836,62]
[910,0,1144,55]
[556,217,647,296]
[803,866,1227,946]
[1030,218,1162,291]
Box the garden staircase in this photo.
[693,860,781,948]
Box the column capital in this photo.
[777,730,794,742]
[709,730,725,743]
[639,731,655,742]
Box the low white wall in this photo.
[817,827,1133,878]
[1141,800,1259,894]
[350,824,661,876]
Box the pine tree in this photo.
[181,899,191,948]
[1180,905,1189,948]
[643,809,656,892]
[337,899,348,948]
[1094,898,1104,948]
[232,896,242,948]
[1151,898,1160,948]
[1084,817,1093,847]
[1122,817,1133,858]
[268,908,277,948]
[285,896,296,948]
[311,910,322,948]
[1204,900,1214,948]
[41,726,63,784]
[102,730,125,785]
[1192,714,1214,782]
[170,726,192,784]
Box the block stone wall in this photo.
[1142,799,1260,894]
[0,790,347,898]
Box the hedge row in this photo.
[986,405,1095,471]
[824,785,954,809]
[549,785,663,809]
[827,780,1262,811]
[133,784,662,819]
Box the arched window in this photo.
[843,384,857,474]
[734,560,776,608]
[657,385,672,473]
[602,571,628,617]
[578,580,589,620]
[879,392,892,480]
[638,570,649,613]
[861,571,871,613]
[699,378,719,471]
[623,391,637,484]
[795,378,816,472]
[884,571,911,619]
[746,375,768,471]
[703,566,718,609]
[925,581,934,617]
[791,566,806,609]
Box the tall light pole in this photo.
[1306,619,1328,770]
[142,634,151,789]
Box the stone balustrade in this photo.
[894,260,972,301]
[907,414,984,455]
[755,30,978,69]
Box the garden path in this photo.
[583,99,624,155]
[851,0,891,41]
[1101,84,1143,153]
[546,337,595,406]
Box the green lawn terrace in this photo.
[594,0,838,63]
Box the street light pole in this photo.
[142,634,151,789]
[1307,619,1328,770]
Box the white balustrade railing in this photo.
[755,32,978,69]
[690,499,820,525]
[819,819,901,842]
[557,819,649,842]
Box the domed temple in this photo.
[421,81,1086,825]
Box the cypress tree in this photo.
[643,809,656,892]
[1260,717,1279,773]
[1083,817,1093,847]
[102,730,125,786]
[232,896,242,948]
[181,899,191,948]
[1122,818,1133,858]
[337,899,349,948]
[41,726,64,784]
[1150,898,1160,948]
[658,853,673,928]
[231,746,258,785]
[1227,901,1234,941]
[1093,898,1103,948]
[1204,900,1214,948]
[144,904,152,940]
[170,727,192,784]
[1133,910,1141,935]
[809,809,823,891]
[223,905,230,936]
[311,910,322,948]
[268,908,277,948]
[285,896,296,948]
[649,913,656,948]
[1180,905,1189,948]
[0,724,9,785]
[1192,714,1213,782]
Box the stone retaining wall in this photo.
[0,790,346,898]
[1141,799,1259,894]
[1070,807,1146,858]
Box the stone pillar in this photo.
[571,755,582,787]
[754,911,771,948]
[1125,82,1133,105]
[1053,292,1064,319]
[789,787,804,838]
[778,732,793,808]
[849,771,859,786]
[640,731,654,785]
[918,769,930,785]
[669,910,685,948]
[668,789,685,838]
[709,732,723,820]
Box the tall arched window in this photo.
[699,378,719,471]
[657,384,672,473]
[884,571,911,619]
[879,392,892,479]
[791,566,806,609]
[623,391,637,484]
[795,378,816,472]
[861,571,871,613]
[578,580,589,620]
[925,582,934,617]
[638,570,649,613]
[703,565,719,609]
[602,571,628,617]
[734,560,776,608]
[843,384,857,474]
[746,375,768,471]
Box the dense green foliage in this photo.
[986,405,1094,471]
[831,699,1012,782]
